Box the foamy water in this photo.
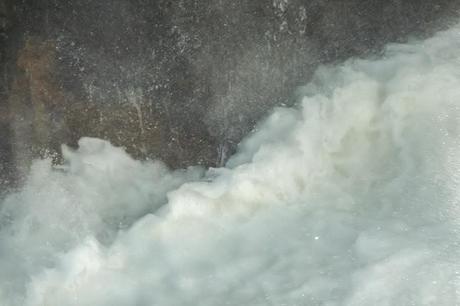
[3,22,460,306]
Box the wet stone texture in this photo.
[0,0,459,187]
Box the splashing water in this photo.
[3,22,460,306]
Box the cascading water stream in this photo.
[2,20,460,306]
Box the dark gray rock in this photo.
[0,0,459,188]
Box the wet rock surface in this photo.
[0,0,459,188]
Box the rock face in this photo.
[0,0,459,187]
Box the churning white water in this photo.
[3,22,460,306]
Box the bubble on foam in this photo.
[3,22,460,306]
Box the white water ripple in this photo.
[2,22,460,306]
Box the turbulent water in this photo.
[3,21,460,306]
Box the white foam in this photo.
[3,22,460,306]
